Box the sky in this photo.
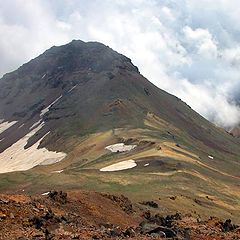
[1,0,240,128]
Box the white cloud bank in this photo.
[1,0,240,128]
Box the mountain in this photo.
[0,40,240,224]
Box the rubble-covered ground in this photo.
[0,191,239,239]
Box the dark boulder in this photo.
[140,201,159,208]
[220,219,239,232]
[123,227,136,237]
[48,190,67,204]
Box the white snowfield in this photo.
[0,120,18,134]
[208,155,214,159]
[105,143,137,153]
[30,120,42,130]
[100,160,137,172]
[0,122,66,174]
[40,95,62,117]
[0,94,67,173]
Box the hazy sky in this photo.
[1,0,240,128]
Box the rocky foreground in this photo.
[0,191,239,240]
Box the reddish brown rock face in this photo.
[0,191,239,240]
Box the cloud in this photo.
[0,0,240,128]
[183,26,218,58]
[0,0,70,74]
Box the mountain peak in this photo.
[0,40,240,225]
[9,40,138,80]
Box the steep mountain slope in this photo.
[0,40,240,223]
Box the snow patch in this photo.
[208,155,214,159]
[30,120,42,130]
[0,122,66,174]
[41,192,50,196]
[100,160,137,172]
[68,85,77,93]
[144,163,150,167]
[41,74,46,79]
[51,170,64,173]
[40,95,62,117]
[0,120,18,134]
[105,143,137,153]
